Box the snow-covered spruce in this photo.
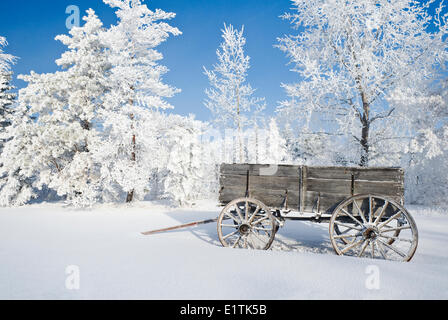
[0,10,110,207]
[0,37,16,153]
[97,0,182,203]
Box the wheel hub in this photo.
[239,224,251,236]
[362,225,379,240]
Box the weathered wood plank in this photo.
[305,178,352,195]
[306,167,352,180]
[220,164,300,177]
[303,191,350,213]
[219,186,299,209]
[306,178,403,195]
[354,168,404,182]
[302,191,403,214]
[306,166,404,182]
[354,180,404,197]
[220,174,300,192]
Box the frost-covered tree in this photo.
[277,0,448,167]
[0,10,109,207]
[0,37,16,152]
[266,118,289,164]
[0,105,37,206]
[389,78,448,206]
[97,0,181,203]
[153,114,206,205]
[0,37,15,73]
[204,24,265,163]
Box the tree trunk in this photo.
[236,86,244,163]
[359,92,370,167]
[126,107,136,203]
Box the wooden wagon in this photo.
[217,164,418,262]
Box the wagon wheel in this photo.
[217,198,277,250]
[329,195,418,262]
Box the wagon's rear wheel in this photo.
[329,195,418,262]
[217,198,276,250]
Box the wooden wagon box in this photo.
[219,164,405,214]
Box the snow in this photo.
[0,201,447,300]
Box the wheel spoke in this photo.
[380,226,411,233]
[377,239,407,258]
[250,230,268,246]
[341,208,364,228]
[225,211,240,224]
[369,196,373,224]
[354,200,367,224]
[379,234,413,243]
[234,204,245,223]
[252,215,270,226]
[256,224,272,237]
[220,224,238,228]
[243,236,248,249]
[232,236,242,248]
[376,240,388,260]
[371,240,375,259]
[334,221,363,231]
[222,230,239,241]
[338,227,354,235]
[252,226,273,232]
[248,206,261,223]
[358,240,369,257]
[374,200,389,225]
[378,211,403,229]
[334,232,362,240]
[340,239,365,254]
[246,236,254,249]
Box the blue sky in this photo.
[0,0,299,122]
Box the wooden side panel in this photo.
[303,166,404,213]
[219,164,300,208]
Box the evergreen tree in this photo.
[0,37,16,153]
[97,0,182,203]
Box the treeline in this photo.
[0,0,447,208]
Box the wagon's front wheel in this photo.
[329,195,418,262]
[217,198,277,250]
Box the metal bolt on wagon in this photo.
[143,163,418,262]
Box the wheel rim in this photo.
[329,195,418,262]
[217,198,276,250]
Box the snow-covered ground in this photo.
[0,200,447,300]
